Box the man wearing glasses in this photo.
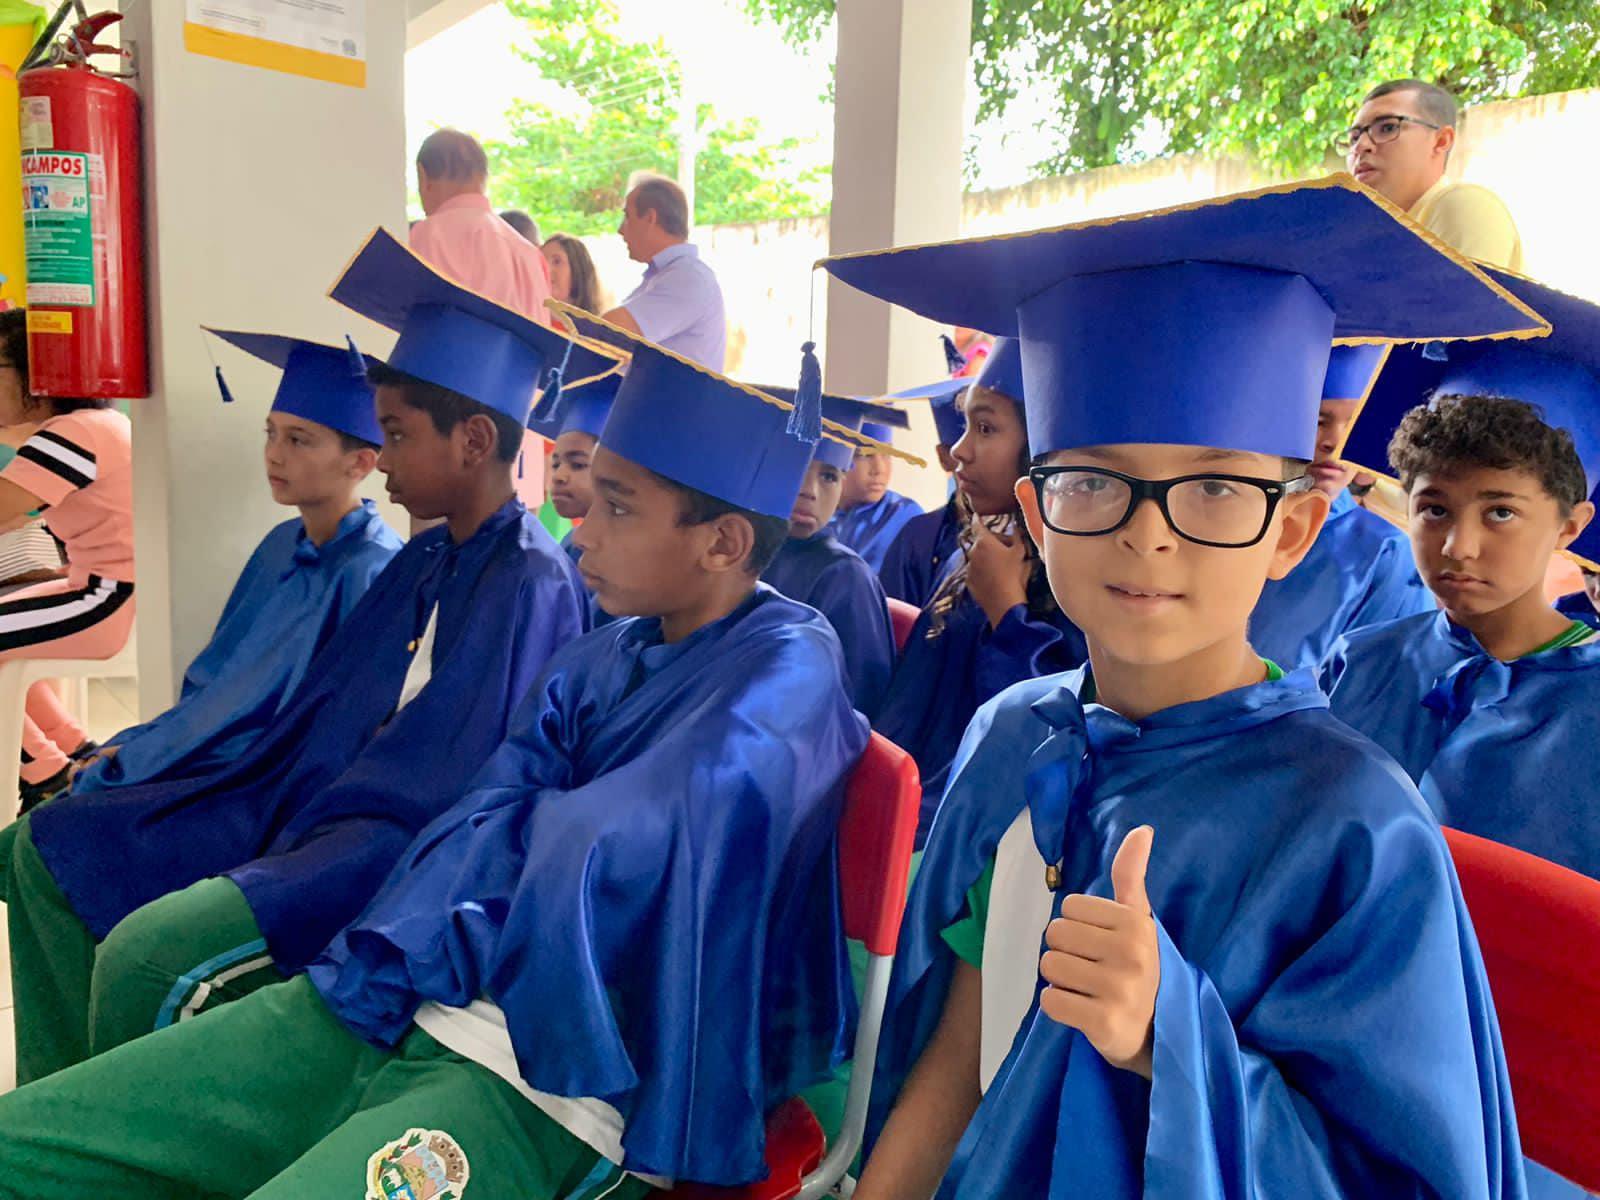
[1340,79,1522,270]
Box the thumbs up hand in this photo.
[1038,825,1161,1079]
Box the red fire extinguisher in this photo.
[19,8,147,399]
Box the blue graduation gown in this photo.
[1324,608,1600,880]
[871,668,1523,1199]
[1556,589,1599,627]
[1250,489,1434,670]
[832,490,922,573]
[33,500,586,970]
[874,555,1087,844]
[75,502,402,791]
[762,531,894,718]
[311,586,867,1186]
[879,498,962,607]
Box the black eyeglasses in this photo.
[1334,114,1442,153]
[1028,466,1311,549]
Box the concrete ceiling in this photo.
[406,0,496,49]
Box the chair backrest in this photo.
[838,732,920,956]
[1443,826,1600,1192]
[885,598,919,653]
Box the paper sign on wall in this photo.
[22,151,95,307]
[184,0,366,89]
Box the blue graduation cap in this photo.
[886,376,968,447]
[526,370,620,442]
[328,228,623,425]
[818,175,1548,461]
[1340,266,1600,566]
[1322,344,1392,403]
[752,387,909,472]
[206,329,383,446]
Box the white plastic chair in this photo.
[0,629,138,823]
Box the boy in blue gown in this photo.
[1248,344,1434,668]
[873,338,1087,844]
[759,390,900,717]
[532,371,620,630]
[831,419,924,572]
[2,229,599,1083]
[0,308,866,1200]
[827,177,1538,1198]
[69,332,402,794]
[879,377,968,606]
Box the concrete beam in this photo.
[407,0,496,50]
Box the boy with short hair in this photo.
[533,371,620,628]
[824,178,1535,1197]
[759,390,900,717]
[1324,269,1600,884]
[879,376,968,606]
[1248,343,1434,668]
[3,229,599,1082]
[0,309,867,1200]
[832,421,923,572]
[61,331,403,796]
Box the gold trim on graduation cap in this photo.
[546,301,928,467]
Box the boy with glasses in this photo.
[827,177,1541,1198]
[1340,78,1522,270]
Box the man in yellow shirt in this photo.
[1341,79,1523,271]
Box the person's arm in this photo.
[856,959,983,1200]
[963,524,1029,630]
[1427,186,1521,271]
[598,306,642,336]
[0,477,44,528]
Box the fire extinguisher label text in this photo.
[21,151,96,308]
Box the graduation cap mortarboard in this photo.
[205,329,383,446]
[526,370,620,442]
[882,376,969,447]
[1340,266,1600,567]
[328,228,623,426]
[752,388,911,472]
[553,303,853,520]
[817,174,1548,462]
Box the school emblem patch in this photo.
[366,1127,471,1200]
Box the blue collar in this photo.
[288,500,380,571]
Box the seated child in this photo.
[879,376,968,606]
[831,420,923,572]
[758,390,899,717]
[1324,269,1600,887]
[65,331,402,795]
[1248,344,1434,668]
[827,178,1532,1197]
[0,307,868,1200]
[873,337,1087,843]
[1555,567,1600,626]
[533,370,621,629]
[1,229,599,1083]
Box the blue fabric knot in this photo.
[1423,653,1512,725]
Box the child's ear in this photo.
[1014,474,1046,547]
[347,447,379,480]
[703,512,756,575]
[1557,500,1596,554]
[1266,489,1330,581]
[459,413,501,467]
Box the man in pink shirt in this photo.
[409,128,553,512]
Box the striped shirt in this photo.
[0,407,133,585]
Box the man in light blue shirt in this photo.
[602,173,728,370]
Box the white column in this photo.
[120,2,409,713]
[824,0,970,507]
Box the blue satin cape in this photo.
[874,554,1087,844]
[1325,608,1600,881]
[879,498,962,607]
[310,587,866,1186]
[831,490,922,573]
[1250,489,1433,670]
[762,531,894,718]
[870,668,1523,1199]
[76,502,401,791]
[33,500,586,970]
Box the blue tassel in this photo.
[345,334,367,376]
[531,366,565,424]
[787,340,822,443]
[941,333,965,375]
[1421,340,1449,363]
[215,365,236,404]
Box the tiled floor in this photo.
[0,678,138,1093]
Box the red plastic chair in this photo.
[664,733,922,1200]
[885,598,919,653]
[1443,827,1600,1192]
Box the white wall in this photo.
[121,1,409,713]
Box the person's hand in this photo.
[965,524,1030,630]
[1039,825,1160,1079]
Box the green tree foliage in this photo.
[745,0,1600,175]
[485,0,830,236]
